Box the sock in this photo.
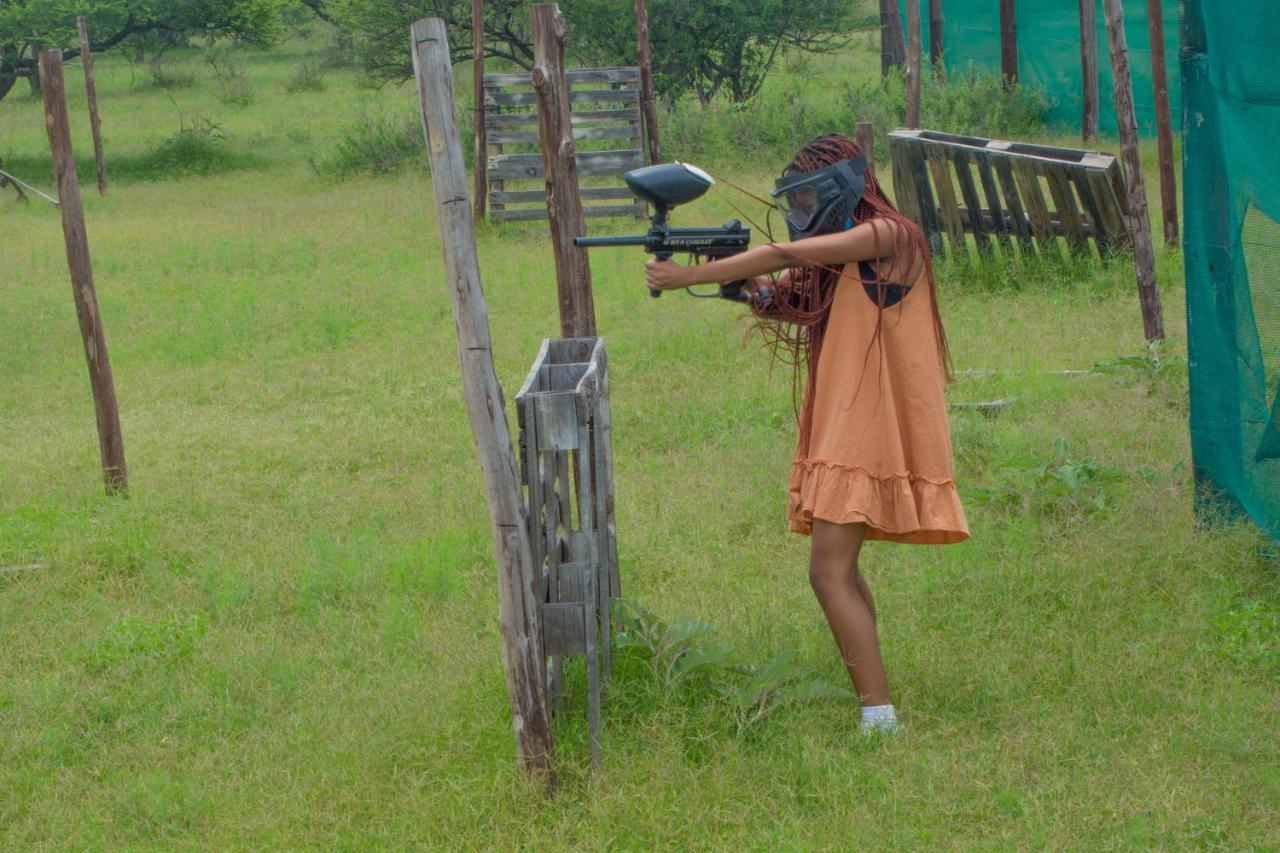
[859,703,900,734]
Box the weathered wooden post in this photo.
[1146,0,1178,247]
[999,0,1018,88]
[472,0,486,222]
[879,0,906,76]
[929,0,944,68]
[531,3,596,338]
[410,16,556,787]
[75,17,106,195]
[857,121,875,169]
[1102,0,1164,341]
[39,49,127,496]
[905,0,923,129]
[634,0,662,164]
[1079,0,1099,144]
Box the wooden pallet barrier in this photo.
[516,336,620,767]
[889,129,1131,260]
[484,66,646,222]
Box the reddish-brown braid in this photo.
[750,132,953,450]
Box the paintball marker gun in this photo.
[573,163,767,304]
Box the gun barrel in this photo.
[572,234,650,248]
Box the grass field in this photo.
[2,31,1278,849]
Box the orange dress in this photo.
[787,262,970,544]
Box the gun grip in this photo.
[651,250,673,298]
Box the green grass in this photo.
[2,33,1278,849]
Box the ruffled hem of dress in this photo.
[788,458,970,545]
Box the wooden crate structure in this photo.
[515,336,619,766]
[889,129,1131,260]
[483,66,646,222]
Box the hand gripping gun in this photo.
[573,163,765,303]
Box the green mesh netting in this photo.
[1183,0,1280,537]
[900,0,1179,134]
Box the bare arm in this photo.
[645,218,905,292]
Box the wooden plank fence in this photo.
[889,128,1131,260]
[516,336,619,767]
[484,66,646,222]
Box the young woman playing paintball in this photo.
[643,133,969,734]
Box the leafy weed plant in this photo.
[971,437,1128,520]
[613,598,852,735]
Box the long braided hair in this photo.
[750,133,953,451]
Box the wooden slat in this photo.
[487,88,639,108]
[1087,169,1130,249]
[952,148,992,255]
[488,149,644,181]
[542,603,587,656]
[1107,160,1131,217]
[905,141,943,255]
[993,156,1035,252]
[492,204,642,222]
[1011,157,1060,258]
[491,187,635,205]
[534,393,580,451]
[486,107,642,130]
[1070,168,1112,255]
[890,142,921,223]
[893,129,1116,171]
[974,151,1014,254]
[1043,163,1089,257]
[485,66,640,87]
[924,144,967,256]
[488,124,639,145]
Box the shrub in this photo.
[143,117,237,177]
[146,58,198,90]
[664,66,1050,169]
[285,60,327,93]
[205,45,255,106]
[314,101,422,179]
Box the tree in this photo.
[317,0,534,81]
[0,0,294,103]
[563,0,869,104]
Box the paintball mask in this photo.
[771,154,869,241]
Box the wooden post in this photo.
[856,121,875,170]
[1079,0,1099,144]
[472,0,486,222]
[929,0,944,69]
[75,17,106,195]
[879,0,906,76]
[1146,0,1178,247]
[634,0,661,164]
[38,49,126,496]
[905,0,922,128]
[410,17,556,786]
[531,3,596,338]
[999,0,1018,88]
[1102,0,1164,342]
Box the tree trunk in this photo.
[1102,0,1165,341]
[929,0,944,68]
[999,0,1018,88]
[905,0,922,128]
[1146,0,1178,247]
[880,0,907,76]
[1079,0,1099,144]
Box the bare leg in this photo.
[809,519,890,706]
[854,571,876,624]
